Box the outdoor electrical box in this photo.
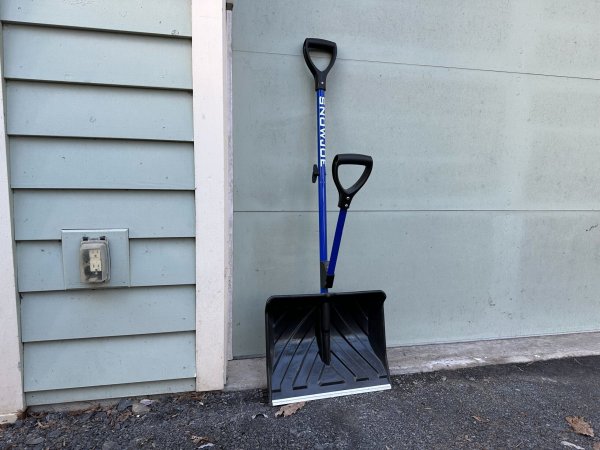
[80,237,110,283]
[61,229,130,289]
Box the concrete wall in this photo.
[232,0,600,356]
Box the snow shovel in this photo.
[265,38,391,406]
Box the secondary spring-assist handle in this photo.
[303,38,337,91]
[332,153,373,210]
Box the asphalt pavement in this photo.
[2,356,600,449]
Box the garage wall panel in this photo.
[233,51,600,213]
[233,211,600,356]
[233,0,600,79]
[232,0,600,357]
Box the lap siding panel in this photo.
[2,0,196,405]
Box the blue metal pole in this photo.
[326,209,347,279]
[316,89,328,294]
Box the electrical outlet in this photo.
[62,229,129,289]
[80,237,110,283]
[89,249,103,272]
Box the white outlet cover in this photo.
[62,229,129,290]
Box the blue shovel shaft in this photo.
[316,89,348,292]
[316,89,328,293]
[327,208,347,278]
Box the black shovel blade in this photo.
[265,290,391,406]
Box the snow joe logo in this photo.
[318,96,326,167]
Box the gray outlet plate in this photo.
[61,229,130,290]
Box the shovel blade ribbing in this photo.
[265,290,391,406]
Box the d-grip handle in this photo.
[303,38,337,91]
[332,154,373,209]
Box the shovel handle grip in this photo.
[303,38,337,91]
[332,154,373,209]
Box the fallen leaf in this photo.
[275,402,306,418]
[178,391,205,402]
[117,411,132,422]
[593,443,600,450]
[191,436,209,445]
[561,441,585,450]
[566,416,594,437]
[36,420,53,429]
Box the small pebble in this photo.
[132,403,150,414]
[79,412,94,421]
[47,429,62,439]
[25,436,44,446]
[102,442,118,450]
[117,398,132,411]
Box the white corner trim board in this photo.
[225,6,234,362]
[192,0,229,390]
[0,31,25,418]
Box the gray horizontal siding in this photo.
[3,24,192,89]
[23,332,196,392]
[233,0,600,79]
[21,286,195,342]
[6,81,193,141]
[13,190,195,240]
[25,378,196,406]
[233,51,600,212]
[233,210,600,357]
[129,239,196,287]
[0,0,191,37]
[16,238,195,292]
[3,2,197,404]
[10,137,194,190]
